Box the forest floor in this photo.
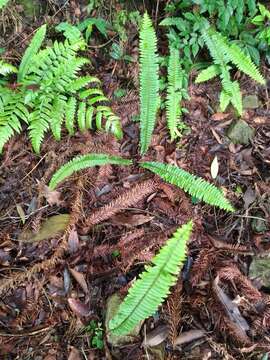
[0,1,270,359]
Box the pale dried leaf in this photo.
[143,325,169,347]
[211,113,230,121]
[68,228,79,253]
[111,213,154,227]
[68,298,90,317]
[210,156,219,179]
[173,329,205,346]
[69,268,88,294]
[16,204,26,224]
[43,185,62,206]
[19,214,70,242]
[68,346,81,360]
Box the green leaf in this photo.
[195,64,220,83]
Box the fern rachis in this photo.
[109,221,193,335]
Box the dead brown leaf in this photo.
[68,346,82,360]
[69,268,88,294]
[43,185,62,206]
[111,213,154,227]
[143,325,169,347]
[68,298,91,317]
[173,329,205,346]
[68,228,80,253]
[211,113,230,121]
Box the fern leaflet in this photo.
[140,161,234,212]
[139,13,159,154]
[49,153,132,190]
[109,221,192,336]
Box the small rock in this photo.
[243,95,260,109]
[227,120,255,145]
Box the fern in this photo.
[166,45,185,140]
[139,13,159,154]
[195,28,265,115]
[49,153,132,190]
[18,24,47,82]
[0,60,17,76]
[0,25,123,153]
[109,221,193,336]
[140,161,234,212]
[0,0,9,10]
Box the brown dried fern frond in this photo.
[167,278,183,346]
[217,265,262,301]
[190,247,217,286]
[81,179,158,234]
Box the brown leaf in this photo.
[69,268,88,294]
[143,325,169,347]
[213,276,249,336]
[111,213,154,227]
[43,185,62,206]
[211,112,230,121]
[68,298,90,317]
[68,228,79,253]
[68,347,81,360]
[173,329,205,346]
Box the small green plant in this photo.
[252,3,270,63]
[0,25,122,153]
[108,221,192,335]
[85,320,104,349]
[195,27,265,115]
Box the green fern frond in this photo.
[139,13,159,154]
[50,96,66,140]
[18,24,47,82]
[109,221,193,336]
[219,89,231,112]
[85,105,94,129]
[65,97,77,135]
[140,161,234,212]
[49,153,132,190]
[195,64,220,83]
[68,76,100,92]
[77,101,86,132]
[0,60,17,76]
[166,46,185,140]
[0,0,9,9]
[213,33,265,85]
[28,96,52,153]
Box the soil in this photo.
[0,1,270,359]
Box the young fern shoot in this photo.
[109,221,193,336]
[195,28,265,115]
[139,13,159,154]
